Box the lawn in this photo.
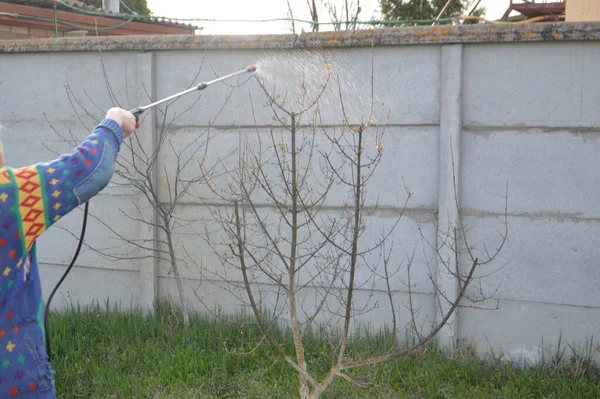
[48,303,600,398]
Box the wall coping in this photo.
[1,21,599,53]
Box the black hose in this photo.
[44,201,89,361]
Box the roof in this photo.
[2,0,199,30]
[501,0,566,22]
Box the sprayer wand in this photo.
[130,64,257,128]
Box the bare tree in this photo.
[325,0,362,31]
[287,0,298,34]
[300,0,363,32]
[196,49,508,398]
[308,0,320,32]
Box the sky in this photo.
[145,0,511,35]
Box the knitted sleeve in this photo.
[5,119,124,252]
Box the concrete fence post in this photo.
[137,52,159,315]
[435,44,463,349]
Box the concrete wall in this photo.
[1,22,600,363]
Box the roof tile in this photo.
[2,0,198,30]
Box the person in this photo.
[0,108,137,398]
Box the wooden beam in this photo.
[432,0,457,26]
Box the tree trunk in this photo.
[288,113,310,398]
[165,221,190,336]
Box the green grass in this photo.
[48,302,600,398]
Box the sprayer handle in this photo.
[130,107,143,129]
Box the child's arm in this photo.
[6,110,134,252]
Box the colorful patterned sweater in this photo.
[0,119,124,398]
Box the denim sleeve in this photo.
[8,119,124,251]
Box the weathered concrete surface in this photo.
[136,52,160,316]
[0,51,139,120]
[156,205,438,292]
[39,264,140,311]
[459,299,600,363]
[462,128,600,218]
[159,276,437,335]
[36,193,144,272]
[435,44,463,348]
[1,22,600,53]
[460,215,600,309]
[152,46,440,126]
[156,126,440,208]
[463,42,600,128]
[298,22,600,47]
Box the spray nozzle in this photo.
[247,64,258,73]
